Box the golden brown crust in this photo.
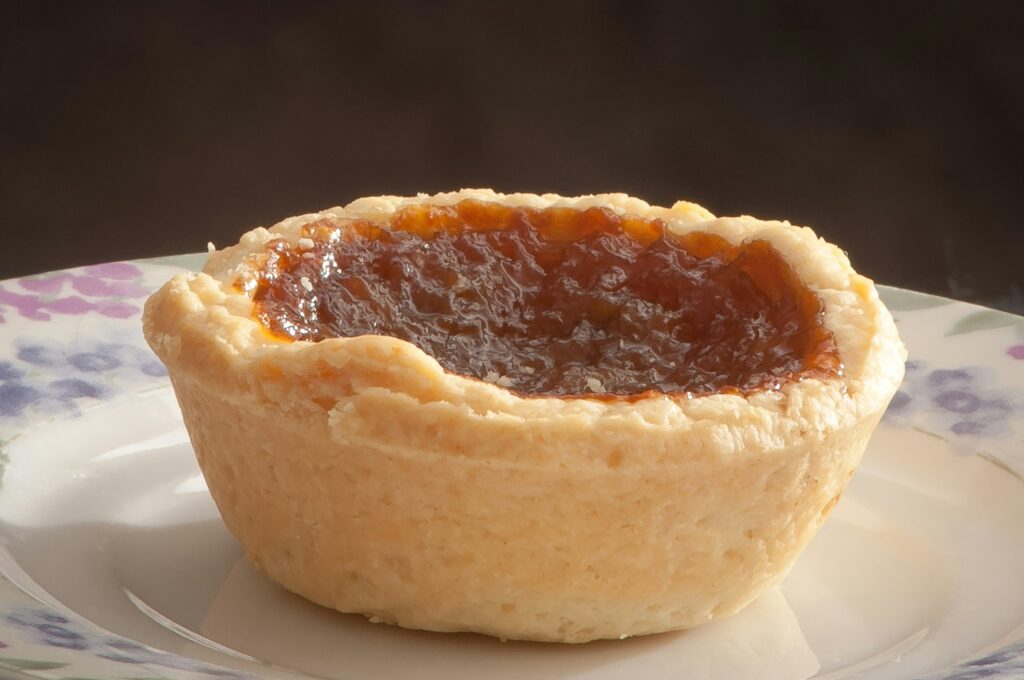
[144,189,905,642]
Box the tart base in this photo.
[169,370,881,642]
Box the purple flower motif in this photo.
[106,639,149,652]
[4,607,253,679]
[0,362,23,381]
[0,261,147,323]
[50,378,105,400]
[933,390,979,414]
[40,296,94,315]
[94,301,140,318]
[141,360,168,377]
[885,361,1022,441]
[71,275,148,299]
[5,608,91,652]
[17,344,63,367]
[886,390,911,415]
[83,262,140,280]
[927,369,973,392]
[36,623,88,651]
[1009,344,1024,360]
[17,273,73,294]
[0,383,42,417]
[951,421,987,436]
[921,638,1024,679]
[0,288,50,321]
[67,352,121,373]
[27,612,68,624]
[1,338,167,420]
[96,637,252,678]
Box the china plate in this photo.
[1,255,1023,680]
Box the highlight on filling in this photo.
[245,199,842,398]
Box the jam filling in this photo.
[248,199,842,398]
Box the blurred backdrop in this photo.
[2,1,1022,312]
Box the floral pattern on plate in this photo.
[884,361,1022,440]
[0,257,1022,680]
[0,263,149,323]
[0,260,182,430]
[0,606,250,680]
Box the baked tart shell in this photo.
[143,189,906,643]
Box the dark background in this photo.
[2,2,1022,312]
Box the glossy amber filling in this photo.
[248,199,842,398]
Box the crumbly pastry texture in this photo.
[143,189,906,643]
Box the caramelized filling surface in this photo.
[248,199,841,397]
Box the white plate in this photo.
[1,255,1023,680]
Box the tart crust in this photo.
[143,189,906,643]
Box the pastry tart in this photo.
[143,189,905,643]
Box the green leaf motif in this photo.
[946,309,1024,337]
[0,657,69,671]
[878,287,953,312]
